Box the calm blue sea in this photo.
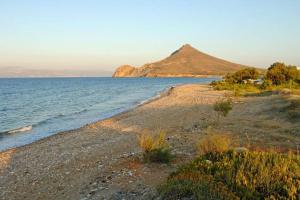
[0,77,216,151]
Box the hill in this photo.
[113,44,249,77]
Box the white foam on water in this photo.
[7,125,33,134]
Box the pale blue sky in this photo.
[0,0,299,71]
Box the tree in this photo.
[225,68,260,84]
[286,65,299,81]
[266,62,300,85]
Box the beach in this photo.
[1,83,299,200]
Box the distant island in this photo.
[113,44,249,77]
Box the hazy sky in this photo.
[0,0,299,71]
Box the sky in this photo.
[0,0,299,72]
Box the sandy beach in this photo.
[1,84,299,200]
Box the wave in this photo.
[24,109,90,128]
[5,125,33,134]
[73,108,89,115]
[1,108,90,136]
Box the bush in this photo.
[211,81,261,96]
[225,67,260,84]
[143,148,173,163]
[197,133,230,155]
[266,62,300,85]
[213,98,232,120]
[138,132,173,163]
[159,151,300,199]
[210,81,233,91]
[260,79,272,90]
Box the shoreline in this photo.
[0,83,179,154]
[1,83,220,200]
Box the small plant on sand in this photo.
[138,132,173,163]
[197,133,231,155]
[213,98,232,122]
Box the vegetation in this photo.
[211,81,261,96]
[211,62,300,96]
[212,80,259,91]
[213,98,233,121]
[138,132,173,163]
[156,62,300,199]
[266,62,300,85]
[158,62,300,199]
[225,67,260,84]
[197,133,230,155]
[159,150,300,199]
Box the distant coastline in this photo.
[113,74,222,78]
[0,67,113,78]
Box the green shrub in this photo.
[138,132,173,163]
[225,67,260,84]
[213,98,232,120]
[211,81,261,95]
[159,151,300,199]
[143,148,173,163]
[260,79,273,90]
[259,82,300,92]
[210,81,233,90]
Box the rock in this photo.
[280,89,292,95]
[205,160,212,164]
[112,65,137,77]
[234,147,248,153]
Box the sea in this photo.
[0,77,216,151]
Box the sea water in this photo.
[0,77,216,151]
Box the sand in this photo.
[0,84,299,200]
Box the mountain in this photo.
[113,44,249,77]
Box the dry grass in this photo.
[291,89,300,95]
[138,132,172,163]
[138,131,168,152]
[197,133,231,155]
